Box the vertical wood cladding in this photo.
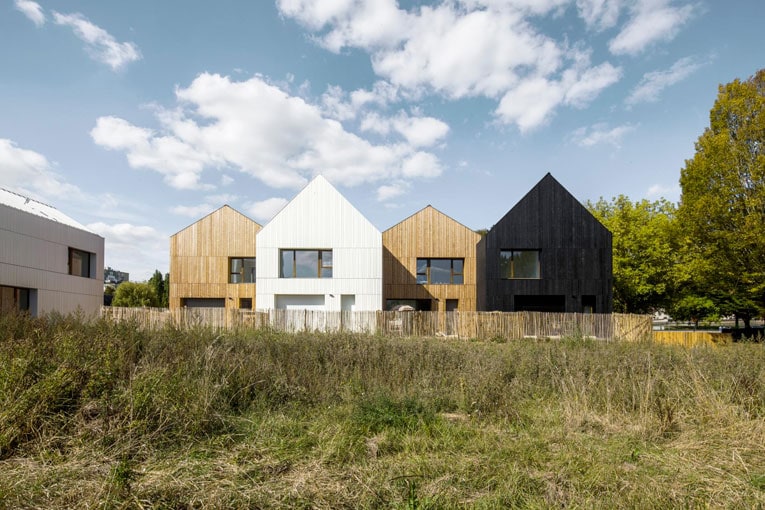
[477,174,613,313]
[383,206,481,311]
[169,206,261,310]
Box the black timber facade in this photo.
[476,173,613,313]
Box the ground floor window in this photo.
[385,299,433,311]
[181,298,225,308]
[239,298,253,309]
[0,285,30,313]
[514,295,565,313]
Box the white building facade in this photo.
[256,176,382,311]
[0,188,104,316]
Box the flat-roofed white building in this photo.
[0,188,104,316]
[256,175,382,311]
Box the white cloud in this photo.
[52,11,141,70]
[496,59,621,131]
[608,0,695,56]
[0,138,83,200]
[87,222,168,281]
[279,1,623,132]
[626,56,702,106]
[569,123,636,148]
[646,182,680,200]
[92,73,444,194]
[360,111,450,147]
[376,181,408,201]
[576,0,623,30]
[90,116,216,190]
[245,197,288,223]
[14,0,45,26]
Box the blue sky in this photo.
[1,0,763,280]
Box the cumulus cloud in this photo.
[0,138,83,200]
[376,181,409,202]
[245,197,289,223]
[14,0,45,26]
[360,111,449,147]
[278,0,624,132]
[87,222,168,281]
[626,56,702,106]
[608,0,695,56]
[569,123,636,148]
[52,11,141,70]
[92,73,445,194]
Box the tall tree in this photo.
[678,69,765,327]
[147,270,169,308]
[587,196,677,313]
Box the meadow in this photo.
[1,312,764,508]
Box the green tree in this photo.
[678,69,765,327]
[147,270,169,308]
[587,196,677,314]
[112,282,159,308]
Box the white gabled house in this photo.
[0,188,104,316]
[256,175,382,311]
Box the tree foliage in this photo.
[148,270,169,308]
[587,196,677,313]
[678,69,765,326]
[112,282,159,308]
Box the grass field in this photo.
[1,312,764,508]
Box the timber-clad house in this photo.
[169,174,613,313]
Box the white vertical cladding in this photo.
[0,201,104,317]
[256,175,382,311]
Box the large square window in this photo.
[229,257,256,283]
[500,250,540,279]
[69,248,94,278]
[280,249,333,278]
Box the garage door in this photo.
[275,294,325,310]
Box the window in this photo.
[280,250,332,278]
[229,257,256,283]
[500,250,540,279]
[239,298,253,309]
[69,248,94,278]
[416,258,464,284]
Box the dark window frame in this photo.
[280,249,333,278]
[415,258,464,285]
[499,250,541,279]
[229,257,256,284]
[68,247,94,278]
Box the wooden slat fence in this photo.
[101,307,652,342]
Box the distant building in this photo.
[104,267,129,284]
[0,188,104,316]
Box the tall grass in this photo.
[1,311,764,508]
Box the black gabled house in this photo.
[476,173,612,313]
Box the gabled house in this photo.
[477,173,612,313]
[169,205,261,310]
[0,188,104,316]
[256,175,382,311]
[383,205,481,312]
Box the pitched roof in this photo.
[0,187,94,233]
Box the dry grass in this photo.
[1,312,764,508]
